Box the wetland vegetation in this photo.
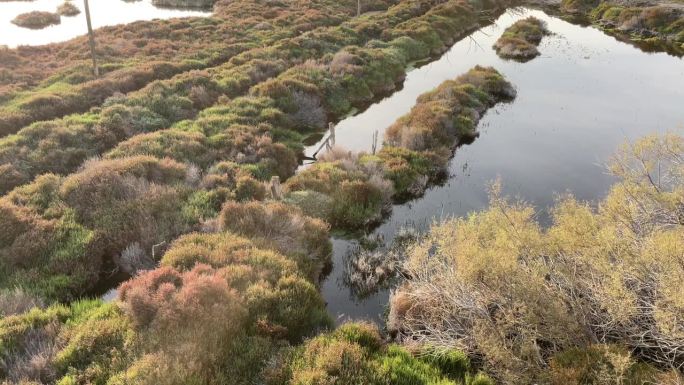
[493,16,549,59]
[0,0,682,383]
[11,11,60,29]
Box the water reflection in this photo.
[319,8,684,325]
[0,0,210,47]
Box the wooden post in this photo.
[83,0,99,77]
[372,130,378,155]
[270,176,282,200]
[329,122,336,146]
[152,241,166,261]
[357,0,361,16]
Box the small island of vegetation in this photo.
[493,16,549,60]
[56,1,80,17]
[11,11,61,30]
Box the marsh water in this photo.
[0,0,210,48]
[316,8,684,325]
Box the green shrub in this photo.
[266,322,486,385]
[285,150,393,229]
[333,322,384,353]
[377,147,444,199]
[418,347,470,382]
[561,0,600,15]
[283,190,334,223]
[549,345,659,385]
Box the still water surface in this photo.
[0,0,210,48]
[317,8,684,325]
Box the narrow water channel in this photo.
[0,0,210,48]
[319,8,684,325]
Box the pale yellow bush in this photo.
[390,133,684,383]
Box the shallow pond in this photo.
[0,0,210,48]
[316,7,684,325]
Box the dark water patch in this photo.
[318,7,684,325]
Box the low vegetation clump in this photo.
[343,229,418,298]
[388,133,684,383]
[493,16,550,60]
[265,322,495,385]
[548,344,666,385]
[0,156,197,300]
[219,200,332,279]
[0,288,44,317]
[285,149,394,229]
[11,11,61,30]
[384,66,516,153]
[56,1,80,16]
[0,300,132,384]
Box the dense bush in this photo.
[219,201,332,278]
[560,0,600,15]
[376,146,445,200]
[548,344,661,385]
[0,156,197,300]
[285,149,394,229]
[115,233,330,383]
[162,232,330,338]
[388,133,684,383]
[378,66,514,200]
[0,300,131,384]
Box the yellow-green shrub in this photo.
[389,133,684,382]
